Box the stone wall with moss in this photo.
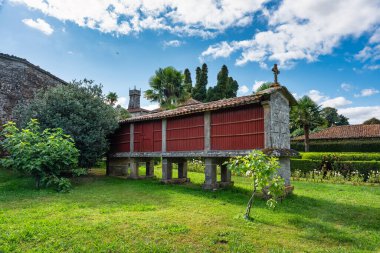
[0,53,67,125]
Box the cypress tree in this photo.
[207,65,239,101]
[183,68,192,94]
[192,64,208,102]
[226,77,239,98]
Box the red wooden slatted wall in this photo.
[110,124,130,152]
[134,120,162,152]
[167,114,204,151]
[211,105,264,150]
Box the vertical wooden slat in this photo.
[210,105,264,150]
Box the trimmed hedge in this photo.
[290,158,380,177]
[291,140,380,152]
[300,152,380,161]
[290,159,320,173]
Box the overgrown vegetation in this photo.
[227,150,285,220]
[0,119,79,192]
[14,79,119,168]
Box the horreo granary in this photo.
[107,77,298,191]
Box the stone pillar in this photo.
[162,119,167,152]
[107,158,129,176]
[178,161,188,179]
[261,101,272,149]
[129,159,139,179]
[130,123,134,152]
[146,160,155,177]
[203,158,218,190]
[161,158,172,182]
[278,158,291,186]
[219,163,233,187]
[204,112,211,151]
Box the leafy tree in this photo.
[144,66,188,109]
[255,82,272,92]
[106,92,118,106]
[1,119,79,192]
[290,96,323,152]
[115,105,131,120]
[192,64,208,102]
[14,79,119,168]
[321,107,349,127]
[363,117,380,125]
[183,68,192,94]
[227,150,285,220]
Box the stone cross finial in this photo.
[272,64,280,84]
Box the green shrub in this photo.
[291,140,380,152]
[188,159,205,173]
[14,79,119,168]
[290,159,320,173]
[0,119,79,192]
[333,161,380,177]
[290,158,380,179]
[301,152,380,161]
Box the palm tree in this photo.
[106,92,118,106]
[290,96,323,152]
[255,82,272,92]
[145,67,189,109]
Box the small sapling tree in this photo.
[0,119,79,192]
[227,150,285,220]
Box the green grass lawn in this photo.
[1,167,379,253]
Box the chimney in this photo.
[128,86,141,109]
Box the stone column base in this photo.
[161,178,190,184]
[202,182,219,190]
[218,181,234,188]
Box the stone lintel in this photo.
[110,149,299,159]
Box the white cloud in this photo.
[307,89,351,109]
[339,106,380,124]
[252,80,267,92]
[370,28,380,44]
[355,45,380,62]
[340,83,354,92]
[354,88,379,97]
[115,96,127,108]
[142,103,159,111]
[308,90,328,104]
[163,40,183,48]
[11,0,266,38]
[365,64,380,70]
[238,85,249,94]
[201,0,380,68]
[22,18,54,35]
[320,97,352,108]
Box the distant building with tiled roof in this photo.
[292,124,380,141]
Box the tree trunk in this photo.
[304,125,310,152]
[35,176,41,189]
[244,184,257,220]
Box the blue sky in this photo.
[0,0,379,124]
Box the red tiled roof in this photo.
[178,98,202,107]
[120,85,296,123]
[293,124,380,140]
[127,108,152,113]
